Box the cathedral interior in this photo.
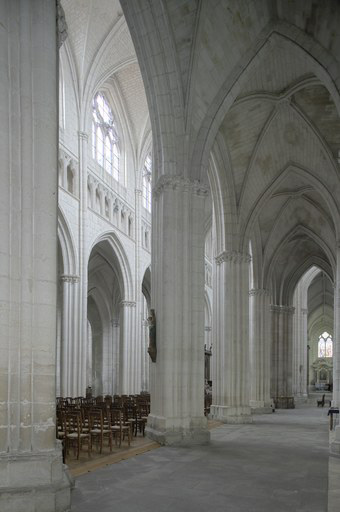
[1,1,340,510]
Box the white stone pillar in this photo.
[0,1,71,509]
[292,305,308,400]
[134,188,144,394]
[59,274,80,397]
[331,250,340,453]
[210,251,252,423]
[333,245,340,407]
[141,318,150,391]
[271,305,295,400]
[146,176,209,445]
[119,301,137,394]
[249,289,272,412]
[112,320,120,393]
[78,130,89,396]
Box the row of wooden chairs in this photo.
[57,407,133,461]
[56,394,150,460]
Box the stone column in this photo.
[134,188,143,394]
[210,251,252,423]
[271,305,295,403]
[292,306,308,400]
[60,274,80,396]
[146,176,209,445]
[112,320,120,393]
[119,301,137,394]
[78,130,89,396]
[0,1,71,509]
[333,245,340,407]
[141,319,150,391]
[249,289,272,412]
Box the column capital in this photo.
[249,288,270,297]
[60,274,80,283]
[120,300,136,308]
[153,175,208,198]
[215,251,251,265]
[78,131,88,141]
[301,308,308,315]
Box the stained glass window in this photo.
[318,332,333,358]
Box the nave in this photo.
[71,404,332,512]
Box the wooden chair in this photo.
[110,408,131,447]
[123,402,137,437]
[65,411,91,460]
[136,402,148,436]
[89,409,112,454]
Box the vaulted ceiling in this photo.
[213,33,340,301]
[61,0,149,156]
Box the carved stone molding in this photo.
[153,175,208,198]
[135,189,143,196]
[120,301,136,308]
[270,305,295,314]
[60,274,79,284]
[249,288,270,297]
[57,0,68,48]
[78,131,88,141]
[215,251,251,265]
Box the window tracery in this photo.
[318,331,333,358]
[92,92,120,181]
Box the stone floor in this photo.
[70,404,332,512]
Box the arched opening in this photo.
[87,238,125,396]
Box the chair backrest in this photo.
[110,408,122,428]
[65,411,81,435]
[89,409,104,431]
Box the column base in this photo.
[210,405,253,424]
[274,396,295,409]
[250,400,273,414]
[146,414,210,446]
[0,447,72,512]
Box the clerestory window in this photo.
[92,92,120,181]
[318,331,333,358]
[143,153,152,212]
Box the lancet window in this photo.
[92,92,120,181]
